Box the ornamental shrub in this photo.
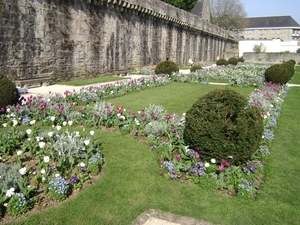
[0,163,23,190]
[184,89,263,166]
[238,57,245,62]
[216,58,228,66]
[228,57,238,66]
[190,65,203,73]
[288,59,296,65]
[0,73,20,109]
[264,64,291,84]
[282,61,295,79]
[154,60,179,75]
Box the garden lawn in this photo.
[107,83,254,114]
[56,76,129,86]
[290,66,300,84]
[4,85,300,225]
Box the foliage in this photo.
[228,57,238,65]
[0,63,292,220]
[183,89,264,166]
[264,64,291,84]
[282,61,295,79]
[155,60,179,76]
[0,163,23,190]
[238,57,245,62]
[48,175,70,201]
[210,0,248,32]
[287,59,296,65]
[253,43,266,53]
[190,65,203,72]
[7,193,33,218]
[160,0,198,11]
[216,58,228,66]
[0,73,20,110]
[296,48,300,53]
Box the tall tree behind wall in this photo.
[210,0,248,32]
[161,0,198,11]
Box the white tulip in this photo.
[43,156,50,163]
[16,150,23,156]
[84,140,90,146]
[39,141,46,148]
[19,167,27,175]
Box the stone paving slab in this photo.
[131,209,214,225]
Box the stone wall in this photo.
[243,52,300,63]
[0,0,237,81]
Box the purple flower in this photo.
[242,167,249,173]
[195,162,203,168]
[184,166,190,171]
[175,154,181,160]
[69,176,80,184]
[197,168,205,176]
[190,167,197,175]
[250,165,256,172]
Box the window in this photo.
[272,29,276,34]
[276,29,281,34]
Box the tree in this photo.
[210,0,248,32]
[160,0,198,12]
[253,43,266,53]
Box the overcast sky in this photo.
[240,0,300,25]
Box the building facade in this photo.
[239,16,300,56]
[242,16,300,40]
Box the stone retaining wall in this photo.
[0,0,237,81]
[243,52,300,63]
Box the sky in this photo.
[241,0,300,25]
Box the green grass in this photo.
[290,66,300,84]
[5,84,300,225]
[108,83,254,114]
[56,76,129,86]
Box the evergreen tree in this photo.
[161,0,198,12]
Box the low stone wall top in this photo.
[243,52,300,64]
[103,0,237,40]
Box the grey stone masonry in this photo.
[0,0,238,81]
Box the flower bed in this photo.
[0,63,290,219]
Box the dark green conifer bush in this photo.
[184,89,263,166]
[154,60,179,75]
[190,65,203,73]
[264,64,291,84]
[228,57,238,65]
[238,57,245,62]
[0,73,20,110]
[282,61,295,79]
[216,58,228,66]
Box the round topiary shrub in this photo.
[264,64,291,84]
[228,57,238,65]
[154,60,179,75]
[184,89,263,166]
[238,57,245,63]
[216,58,228,66]
[190,65,203,73]
[288,59,296,65]
[282,62,295,79]
[0,73,20,110]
